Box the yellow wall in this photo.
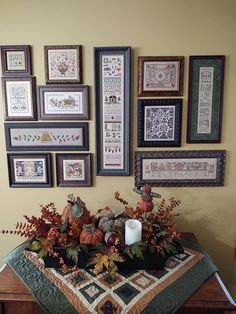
[0,0,236,293]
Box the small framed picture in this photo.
[2,76,37,121]
[187,55,225,143]
[137,98,182,147]
[7,153,52,188]
[44,45,82,84]
[138,56,184,96]
[5,122,89,151]
[0,45,32,76]
[135,150,225,187]
[37,85,89,120]
[56,153,92,187]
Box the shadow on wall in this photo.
[175,199,236,296]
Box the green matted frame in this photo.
[187,55,225,143]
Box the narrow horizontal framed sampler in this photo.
[44,45,82,84]
[7,153,52,188]
[2,76,37,121]
[56,153,92,187]
[37,85,89,120]
[94,46,131,175]
[0,45,32,76]
[135,150,225,187]
[4,122,89,151]
[137,98,182,147]
[187,55,225,143]
[138,56,184,96]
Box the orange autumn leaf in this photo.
[124,206,135,218]
[70,222,81,239]
[91,253,109,274]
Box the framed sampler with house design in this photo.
[135,150,225,187]
[2,76,37,121]
[7,153,52,188]
[94,46,131,176]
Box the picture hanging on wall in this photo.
[137,98,182,147]
[7,153,52,188]
[2,76,37,121]
[94,46,131,176]
[138,56,184,96]
[56,153,92,187]
[135,150,226,187]
[187,55,225,143]
[44,45,82,84]
[37,85,89,120]
[0,45,32,76]
[5,122,89,151]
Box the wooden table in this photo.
[0,265,235,314]
[0,233,236,314]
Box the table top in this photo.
[0,233,236,313]
[0,264,235,312]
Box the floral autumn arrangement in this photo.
[1,185,182,278]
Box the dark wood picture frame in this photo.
[7,153,52,188]
[5,122,89,151]
[37,85,89,120]
[137,98,182,147]
[187,55,225,143]
[94,46,131,176]
[2,76,37,121]
[44,45,82,84]
[56,153,92,187]
[135,150,225,187]
[138,56,184,96]
[0,45,32,76]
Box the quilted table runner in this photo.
[4,238,217,314]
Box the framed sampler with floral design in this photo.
[137,98,182,147]
[44,45,82,84]
[138,56,184,96]
[5,122,89,151]
[56,153,92,187]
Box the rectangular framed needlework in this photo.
[187,55,225,143]
[44,45,82,84]
[138,56,184,96]
[0,45,32,76]
[5,122,89,151]
[137,99,182,147]
[7,153,52,188]
[94,46,131,176]
[135,150,225,187]
[2,76,37,121]
[37,85,89,120]
[56,153,92,187]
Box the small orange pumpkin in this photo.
[79,224,104,246]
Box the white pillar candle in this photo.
[125,219,142,245]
